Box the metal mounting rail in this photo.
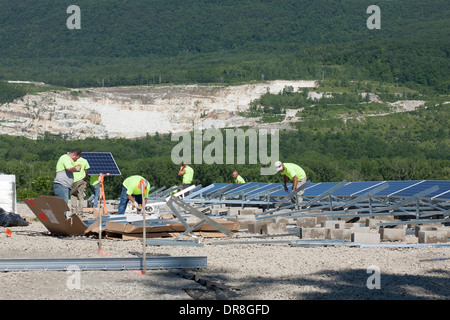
[301,180,348,209]
[337,182,390,210]
[372,185,439,213]
[275,180,312,209]
[148,186,167,198]
[0,256,207,272]
[168,196,234,237]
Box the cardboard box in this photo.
[24,196,87,236]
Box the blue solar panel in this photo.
[81,152,121,176]
[428,181,450,200]
[267,183,294,196]
[202,183,229,195]
[332,181,381,196]
[322,180,449,200]
[391,180,450,199]
[374,180,421,197]
[197,180,450,200]
[387,180,429,197]
[247,183,281,195]
[236,182,266,190]
[306,182,340,195]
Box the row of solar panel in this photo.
[193,180,450,201]
[80,153,449,200]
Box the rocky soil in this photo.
[0,203,448,301]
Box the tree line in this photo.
[0,0,448,93]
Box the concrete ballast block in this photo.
[240,208,256,215]
[418,231,448,244]
[351,232,380,244]
[380,228,406,241]
[321,220,345,229]
[300,227,327,239]
[227,207,241,215]
[297,217,317,228]
[326,228,352,241]
[248,223,263,234]
[415,225,450,238]
[350,226,370,233]
[261,222,286,235]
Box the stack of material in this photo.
[24,196,239,239]
[104,219,240,240]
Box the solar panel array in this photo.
[183,180,450,201]
[81,152,121,176]
[303,180,450,200]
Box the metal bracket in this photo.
[275,180,311,209]
[167,196,234,237]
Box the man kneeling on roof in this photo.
[232,171,245,184]
[117,175,151,215]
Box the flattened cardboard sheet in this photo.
[105,219,240,236]
[24,196,87,236]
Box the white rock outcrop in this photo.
[0,80,317,139]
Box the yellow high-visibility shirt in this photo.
[281,163,306,180]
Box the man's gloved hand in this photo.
[134,202,142,214]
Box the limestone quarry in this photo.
[1,80,428,140]
[0,80,317,140]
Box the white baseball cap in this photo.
[275,161,283,172]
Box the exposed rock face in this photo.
[0,80,317,139]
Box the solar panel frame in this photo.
[247,183,280,195]
[81,152,122,176]
[396,180,447,199]
[332,181,377,196]
[201,183,229,196]
[192,180,450,201]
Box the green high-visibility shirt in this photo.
[54,154,76,187]
[55,154,75,173]
[233,175,245,184]
[123,175,150,197]
[182,166,194,184]
[73,157,90,183]
[90,175,99,186]
[281,163,306,181]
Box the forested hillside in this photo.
[0,0,448,91]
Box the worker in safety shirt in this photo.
[232,171,245,184]
[178,161,194,194]
[275,161,307,201]
[53,148,82,204]
[70,156,90,216]
[88,175,100,208]
[117,175,150,215]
